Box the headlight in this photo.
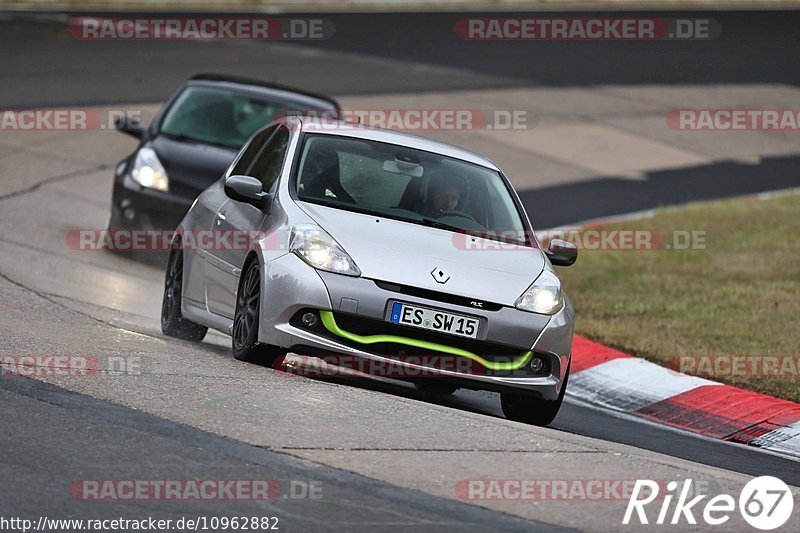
[131,147,168,192]
[289,224,361,276]
[515,269,563,315]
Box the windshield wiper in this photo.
[161,132,203,144]
[161,132,239,149]
[419,217,530,247]
[300,200,481,237]
[419,217,467,234]
[301,198,378,217]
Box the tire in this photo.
[161,245,207,342]
[501,362,570,426]
[231,260,286,364]
[414,382,459,395]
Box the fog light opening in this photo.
[530,356,545,373]
[301,312,319,328]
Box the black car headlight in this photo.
[131,147,169,192]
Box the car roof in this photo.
[289,118,501,171]
[186,74,340,111]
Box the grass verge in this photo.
[556,192,800,402]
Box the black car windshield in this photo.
[160,86,320,149]
[295,134,531,245]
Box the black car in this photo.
[109,74,339,232]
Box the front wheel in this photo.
[161,246,207,342]
[232,260,286,364]
[501,363,569,426]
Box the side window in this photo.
[229,125,276,176]
[248,126,291,192]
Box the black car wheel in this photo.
[501,362,570,426]
[161,245,207,342]
[232,260,286,364]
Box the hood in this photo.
[150,135,238,197]
[298,202,545,306]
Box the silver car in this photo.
[161,117,577,425]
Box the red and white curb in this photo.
[567,336,800,459]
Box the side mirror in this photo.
[114,115,144,139]
[224,175,269,208]
[546,239,578,267]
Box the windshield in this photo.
[160,86,316,149]
[295,134,530,244]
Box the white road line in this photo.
[751,421,800,457]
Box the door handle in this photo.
[216,212,227,225]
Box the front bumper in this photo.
[109,172,194,231]
[258,253,574,399]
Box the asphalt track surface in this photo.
[0,375,550,532]
[1,11,800,531]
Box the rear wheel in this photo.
[501,363,569,426]
[232,260,285,364]
[161,245,207,342]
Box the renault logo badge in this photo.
[431,267,450,284]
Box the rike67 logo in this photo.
[624,476,794,529]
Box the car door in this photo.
[204,125,291,318]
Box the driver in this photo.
[422,174,464,217]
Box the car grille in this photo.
[372,280,503,311]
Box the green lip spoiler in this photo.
[319,311,533,371]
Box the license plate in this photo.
[389,302,479,339]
